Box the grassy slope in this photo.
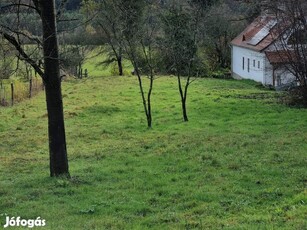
[82,48,132,77]
[0,76,306,229]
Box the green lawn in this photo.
[0,76,306,229]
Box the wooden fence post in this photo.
[0,83,3,105]
[11,82,14,106]
[84,69,88,78]
[29,78,33,98]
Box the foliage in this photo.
[60,45,94,77]
[160,7,196,75]
[263,0,307,105]
[119,0,160,128]
[82,46,132,77]
[56,0,82,11]
[159,2,210,122]
[81,0,145,76]
[0,39,15,80]
[0,78,43,106]
[202,1,247,69]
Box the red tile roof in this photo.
[231,16,283,52]
[265,50,298,64]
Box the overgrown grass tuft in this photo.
[0,76,306,229]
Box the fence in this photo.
[0,78,44,106]
[76,68,88,79]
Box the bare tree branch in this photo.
[0,31,44,80]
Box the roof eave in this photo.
[231,43,270,53]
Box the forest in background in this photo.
[0,0,259,82]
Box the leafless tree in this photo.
[82,0,125,76]
[263,0,307,103]
[0,38,15,80]
[120,0,160,128]
[161,1,208,122]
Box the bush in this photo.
[280,86,307,107]
[210,69,232,79]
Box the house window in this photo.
[253,60,256,67]
[247,58,250,72]
[242,57,245,70]
[277,76,282,86]
[258,61,260,69]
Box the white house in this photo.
[231,15,296,87]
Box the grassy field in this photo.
[82,48,132,77]
[0,75,306,229]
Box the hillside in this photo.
[0,76,306,229]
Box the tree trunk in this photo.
[136,72,151,128]
[147,75,153,128]
[41,0,69,177]
[45,84,69,177]
[118,47,123,76]
[177,75,189,122]
[301,86,307,107]
[78,63,82,78]
[181,97,188,122]
[117,55,123,76]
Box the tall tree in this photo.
[161,1,208,122]
[82,0,125,76]
[120,0,159,128]
[0,0,69,177]
[41,0,69,176]
[263,0,307,104]
[203,0,247,69]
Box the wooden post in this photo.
[29,78,33,98]
[80,68,83,79]
[0,84,3,105]
[272,65,276,87]
[84,69,88,78]
[11,82,14,106]
[0,86,5,106]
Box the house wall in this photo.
[264,56,273,85]
[266,44,297,85]
[264,56,296,86]
[274,66,296,86]
[232,46,266,84]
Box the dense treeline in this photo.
[80,0,254,72]
[0,0,257,75]
[56,0,82,10]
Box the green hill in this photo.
[0,76,306,229]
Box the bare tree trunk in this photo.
[126,40,153,128]
[181,98,188,122]
[177,74,189,122]
[117,47,123,76]
[10,83,14,106]
[117,55,123,76]
[183,78,189,122]
[29,78,32,98]
[41,0,69,177]
[147,75,153,128]
[135,68,151,128]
